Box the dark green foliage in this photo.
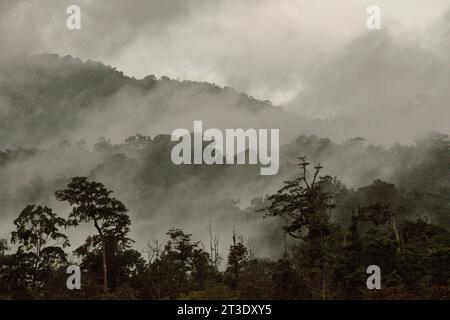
[7,205,69,297]
[0,55,449,300]
[55,177,132,293]
[272,259,305,299]
[74,236,145,296]
[0,148,449,299]
[144,229,219,299]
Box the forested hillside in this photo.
[0,55,448,299]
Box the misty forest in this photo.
[0,54,449,300]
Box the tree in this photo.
[147,229,215,299]
[74,236,145,297]
[55,177,131,293]
[0,239,11,298]
[10,205,69,293]
[225,231,248,290]
[265,157,340,299]
[265,157,337,239]
[272,258,304,299]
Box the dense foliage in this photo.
[0,152,448,299]
[0,54,448,300]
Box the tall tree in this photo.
[55,177,131,293]
[10,205,68,292]
[265,157,339,299]
[226,231,248,290]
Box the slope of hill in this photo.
[0,54,312,149]
[0,54,448,256]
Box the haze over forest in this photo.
[0,1,449,300]
[0,53,448,256]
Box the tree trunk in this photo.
[102,238,108,293]
[391,216,401,253]
[321,228,326,300]
[321,269,326,300]
[94,219,108,293]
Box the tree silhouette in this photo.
[55,177,131,293]
[265,157,341,299]
[265,157,337,240]
[226,231,248,290]
[10,205,68,292]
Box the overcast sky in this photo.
[1,0,450,140]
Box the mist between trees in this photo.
[0,54,449,299]
[0,132,449,299]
